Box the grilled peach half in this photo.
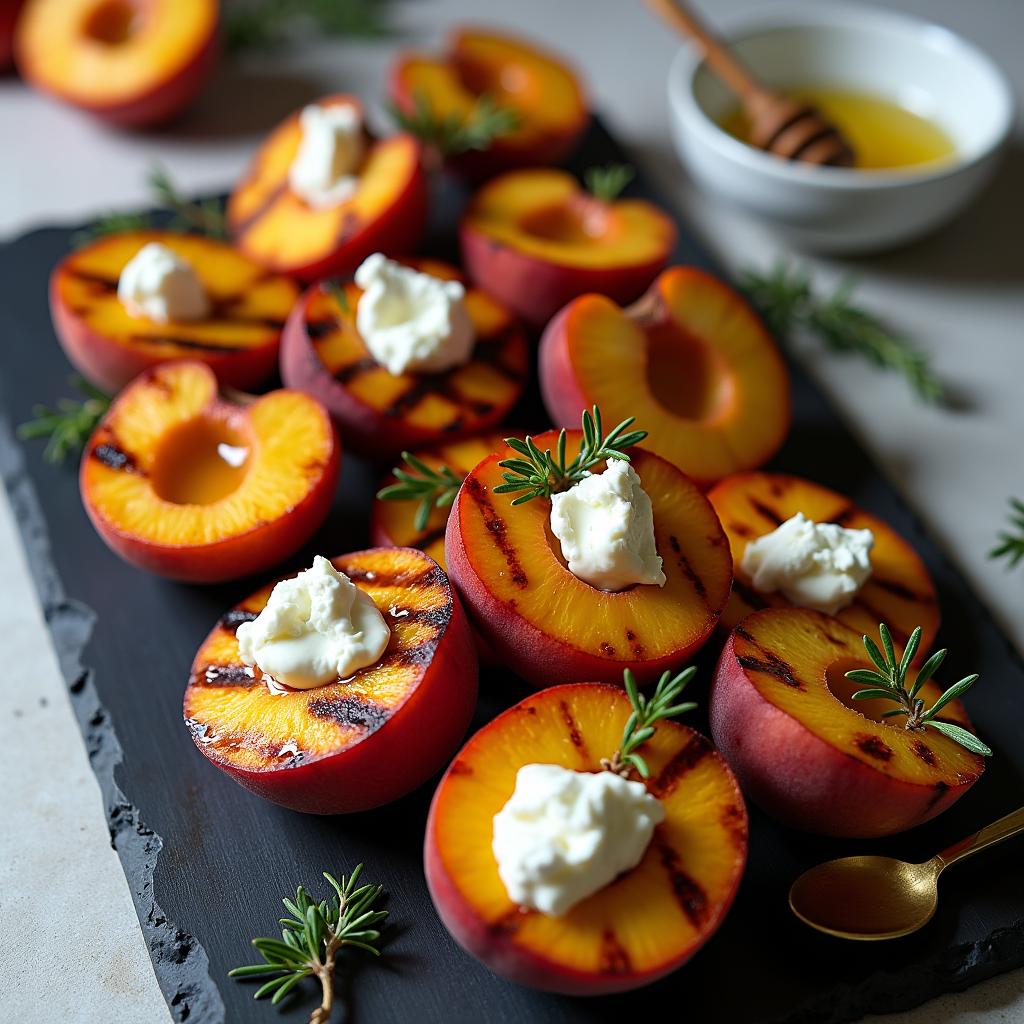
[708,473,939,656]
[51,230,300,393]
[426,683,747,994]
[540,268,790,487]
[184,547,478,814]
[280,260,528,459]
[461,169,676,329]
[16,0,218,126]
[445,430,732,687]
[389,27,588,179]
[711,609,985,838]
[80,361,339,583]
[372,431,508,570]
[228,94,427,282]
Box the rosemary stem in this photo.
[310,937,338,1024]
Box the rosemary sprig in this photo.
[390,91,521,157]
[741,262,944,403]
[584,163,635,203]
[377,452,463,532]
[229,865,387,1024]
[493,406,647,506]
[602,667,698,778]
[17,376,110,464]
[148,165,227,238]
[224,0,391,51]
[70,210,151,249]
[990,497,1024,569]
[845,624,991,755]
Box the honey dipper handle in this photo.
[646,0,768,105]
[935,806,1024,871]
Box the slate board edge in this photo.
[0,413,226,1024]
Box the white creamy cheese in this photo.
[740,512,874,615]
[236,556,390,690]
[117,242,209,323]
[288,103,364,210]
[354,254,475,376]
[549,459,666,592]
[492,763,665,916]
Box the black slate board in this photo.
[2,119,1023,1024]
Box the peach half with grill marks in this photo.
[227,94,428,282]
[51,230,300,393]
[280,260,528,459]
[460,168,677,329]
[708,473,939,656]
[425,682,748,994]
[711,608,985,838]
[444,430,733,687]
[539,267,790,487]
[184,547,478,814]
[80,361,339,583]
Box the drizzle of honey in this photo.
[720,87,956,170]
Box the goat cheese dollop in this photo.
[236,556,390,690]
[740,512,874,615]
[354,254,475,376]
[118,242,209,323]
[492,763,665,916]
[288,103,364,210]
[549,459,666,592]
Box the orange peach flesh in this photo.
[729,610,983,787]
[429,683,747,987]
[372,432,509,568]
[300,264,528,437]
[450,434,732,678]
[81,362,334,551]
[708,473,940,654]
[16,0,217,115]
[545,268,790,486]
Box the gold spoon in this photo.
[789,806,1024,940]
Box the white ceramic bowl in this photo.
[667,3,1014,253]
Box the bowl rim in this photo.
[667,0,1016,190]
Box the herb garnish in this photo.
[494,406,647,506]
[846,624,991,755]
[17,376,111,464]
[741,262,943,403]
[377,452,463,532]
[224,0,391,51]
[584,163,635,203]
[390,91,521,158]
[602,667,698,778]
[990,497,1024,570]
[229,865,387,1023]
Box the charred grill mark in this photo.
[306,319,337,340]
[870,576,933,603]
[442,415,466,433]
[625,628,644,658]
[413,523,449,551]
[668,535,706,597]
[448,760,473,776]
[386,604,448,630]
[599,931,632,975]
[925,780,949,812]
[749,498,784,527]
[200,664,256,687]
[656,838,709,929]
[599,641,616,657]
[129,334,249,353]
[912,740,937,766]
[559,700,588,754]
[344,562,448,592]
[92,442,142,474]
[464,477,528,588]
[721,802,748,846]
[472,330,526,381]
[488,906,533,937]
[308,694,390,733]
[650,736,711,797]
[831,505,856,526]
[334,357,378,385]
[730,522,756,539]
[391,637,442,667]
[231,181,287,235]
[737,653,803,689]
[219,609,258,633]
[854,733,893,762]
[69,268,118,291]
[734,626,757,643]
[731,578,769,611]
[819,627,848,648]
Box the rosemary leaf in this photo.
[377,452,463,533]
[990,497,1024,570]
[741,262,944,403]
[17,376,111,464]
[584,163,635,203]
[148,165,227,239]
[390,91,521,157]
[225,0,391,52]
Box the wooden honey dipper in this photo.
[648,0,855,168]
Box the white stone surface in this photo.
[0,0,1021,1020]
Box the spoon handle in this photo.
[935,806,1024,870]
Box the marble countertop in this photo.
[1,1,1021,1021]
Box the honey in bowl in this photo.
[721,87,956,170]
